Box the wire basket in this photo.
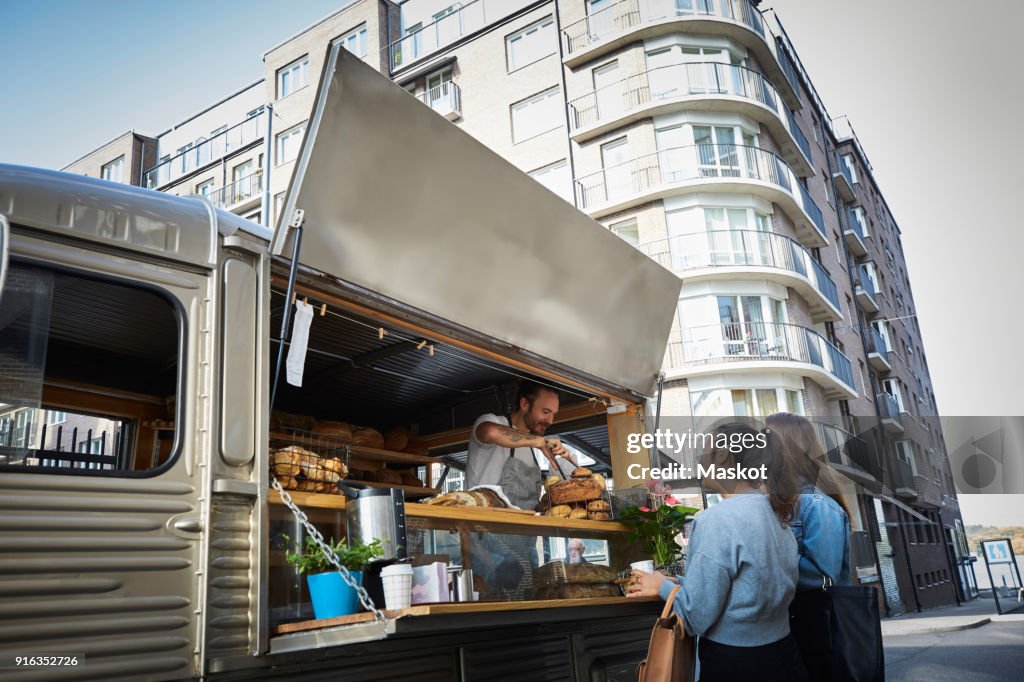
[609,485,650,519]
[269,429,351,495]
[539,477,613,521]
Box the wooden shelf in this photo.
[269,480,439,508]
[269,431,437,466]
[269,489,630,532]
[273,596,659,635]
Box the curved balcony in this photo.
[638,230,841,321]
[560,0,800,109]
[568,62,812,175]
[665,321,856,398]
[575,144,827,246]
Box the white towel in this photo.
[286,299,314,387]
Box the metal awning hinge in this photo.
[289,208,305,229]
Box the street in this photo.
[885,619,1024,681]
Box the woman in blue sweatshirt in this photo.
[627,422,808,682]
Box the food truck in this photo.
[0,46,681,680]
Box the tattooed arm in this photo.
[475,421,546,450]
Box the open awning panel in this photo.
[271,47,681,398]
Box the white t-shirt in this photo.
[466,414,545,489]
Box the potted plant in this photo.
[618,493,697,575]
[284,534,383,619]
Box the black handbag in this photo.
[789,555,885,682]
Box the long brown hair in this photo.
[711,421,800,526]
[765,412,853,520]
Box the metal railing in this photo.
[890,455,917,495]
[638,230,839,310]
[667,321,854,388]
[562,0,765,56]
[845,207,866,241]
[207,171,262,209]
[144,112,265,189]
[389,0,496,70]
[420,81,462,116]
[568,61,777,130]
[868,326,889,356]
[784,106,812,163]
[877,392,903,424]
[575,144,823,230]
[856,265,878,301]
[813,420,881,481]
[0,421,122,470]
[836,152,855,187]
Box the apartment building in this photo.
[58,0,967,614]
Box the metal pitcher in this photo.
[337,481,407,561]
[447,565,475,602]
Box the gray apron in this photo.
[496,415,543,510]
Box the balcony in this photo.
[666,321,857,398]
[638,230,841,321]
[890,455,917,499]
[420,81,462,121]
[866,326,892,373]
[560,0,800,109]
[567,62,812,174]
[832,156,855,202]
[575,144,827,246]
[389,0,499,71]
[854,265,879,313]
[878,392,904,435]
[843,207,867,256]
[206,171,262,213]
[914,474,943,509]
[814,421,882,485]
[144,112,265,189]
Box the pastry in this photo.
[569,508,589,520]
[587,500,610,512]
[591,473,606,490]
[588,511,612,521]
[271,448,301,476]
[571,467,593,479]
[548,504,572,518]
[543,475,561,491]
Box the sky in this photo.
[1,1,1022,523]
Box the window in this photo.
[510,86,562,143]
[690,388,804,418]
[506,16,555,71]
[246,106,264,120]
[275,122,307,165]
[339,24,368,59]
[852,206,868,236]
[425,67,454,112]
[0,263,180,474]
[842,153,858,183]
[529,160,572,203]
[101,156,125,183]
[404,22,423,62]
[210,125,228,138]
[821,170,831,205]
[196,179,215,197]
[274,191,287,223]
[600,136,631,200]
[277,55,309,98]
[609,218,639,246]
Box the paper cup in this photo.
[380,563,414,610]
[630,560,655,574]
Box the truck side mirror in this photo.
[0,214,9,299]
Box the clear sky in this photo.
[1,2,1021,522]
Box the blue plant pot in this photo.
[307,570,363,619]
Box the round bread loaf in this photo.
[384,426,411,452]
[569,508,589,520]
[549,479,603,504]
[588,511,611,521]
[271,448,301,477]
[352,427,385,449]
[399,471,423,487]
[374,468,402,485]
[571,467,593,479]
[587,499,610,512]
[313,421,353,440]
[591,473,606,489]
[543,475,561,491]
[548,504,572,518]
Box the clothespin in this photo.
[416,340,427,350]
[291,292,296,304]
[428,344,435,357]
[378,328,386,340]
[320,303,326,317]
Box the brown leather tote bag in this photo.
[637,585,695,682]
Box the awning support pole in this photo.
[270,223,304,410]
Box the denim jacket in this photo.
[790,485,851,590]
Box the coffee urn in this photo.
[337,482,407,561]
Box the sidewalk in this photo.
[882,592,1024,636]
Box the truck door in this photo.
[0,232,207,681]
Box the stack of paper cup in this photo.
[630,560,655,574]
[380,563,413,610]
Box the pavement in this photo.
[882,591,1024,636]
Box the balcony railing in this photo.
[868,326,888,356]
[207,171,262,209]
[145,112,265,189]
[420,81,462,120]
[562,0,765,57]
[855,264,878,302]
[638,230,839,312]
[890,456,917,497]
[389,0,495,70]
[667,321,855,389]
[569,61,778,130]
[784,107,812,164]
[845,207,866,241]
[814,421,881,482]
[575,143,825,240]
[878,392,903,424]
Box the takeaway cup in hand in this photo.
[630,560,655,574]
[380,563,413,610]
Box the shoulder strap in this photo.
[661,584,682,618]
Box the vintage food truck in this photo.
[0,46,681,680]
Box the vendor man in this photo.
[467,379,575,510]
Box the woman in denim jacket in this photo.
[766,413,851,587]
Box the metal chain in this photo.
[271,477,385,622]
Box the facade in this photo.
[58,0,966,614]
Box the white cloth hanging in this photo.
[286,299,314,387]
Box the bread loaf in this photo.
[399,471,423,487]
[587,500,610,512]
[548,504,572,518]
[588,511,612,521]
[352,427,385,449]
[549,478,603,504]
[374,468,402,485]
[423,489,508,508]
[271,448,302,477]
[383,426,411,452]
[313,421,353,441]
[569,508,588,520]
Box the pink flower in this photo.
[639,506,651,513]
[665,496,680,505]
